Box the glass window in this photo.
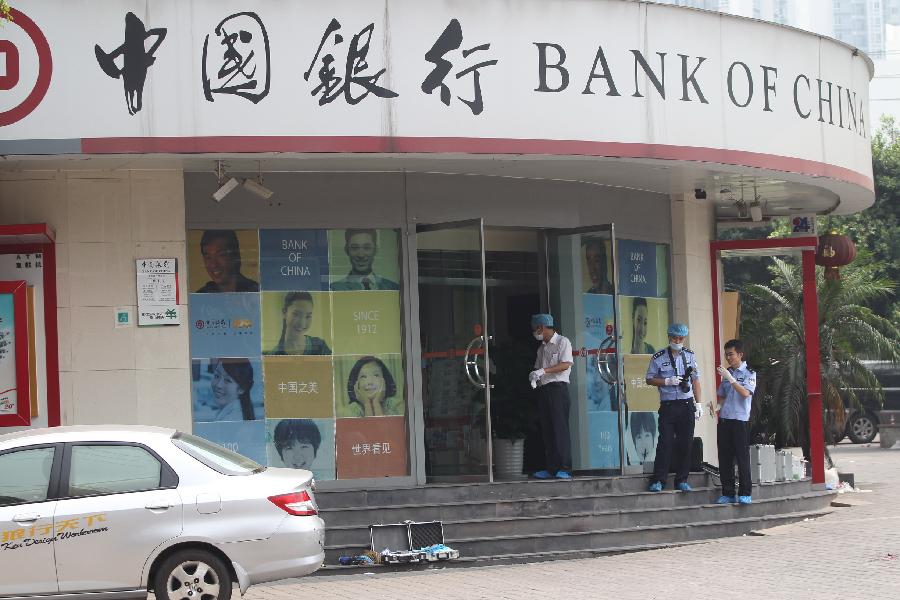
[68,445,161,497]
[0,447,55,506]
[172,432,264,476]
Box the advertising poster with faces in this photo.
[618,240,669,470]
[578,236,670,470]
[583,293,615,414]
[266,418,336,481]
[580,235,618,469]
[191,357,265,423]
[620,296,668,356]
[624,411,659,468]
[189,228,407,481]
[188,230,260,293]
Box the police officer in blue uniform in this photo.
[645,323,703,492]
[714,339,757,504]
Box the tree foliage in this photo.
[771,115,900,320]
[741,257,900,456]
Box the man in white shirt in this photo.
[529,313,574,480]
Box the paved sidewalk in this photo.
[249,443,900,600]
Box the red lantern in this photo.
[815,231,856,281]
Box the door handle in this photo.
[464,335,486,389]
[12,513,39,524]
[145,503,173,511]
[596,335,618,385]
[464,335,493,390]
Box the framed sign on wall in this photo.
[0,280,31,427]
[0,224,60,429]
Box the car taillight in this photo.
[268,490,318,516]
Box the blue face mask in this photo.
[669,342,683,351]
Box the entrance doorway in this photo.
[417,221,625,483]
[417,224,540,482]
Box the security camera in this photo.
[694,188,707,200]
[212,177,240,202]
[242,177,274,200]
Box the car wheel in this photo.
[153,549,233,600]
[846,412,878,444]
[826,424,846,444]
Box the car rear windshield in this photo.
[172,432,265,476]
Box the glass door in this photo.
[543,224,626,475]
[417,219,493,482]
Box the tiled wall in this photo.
[0,170,191,430]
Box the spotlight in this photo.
[242,177,274,200]
[212,176,240,202]
[694,188,707,200]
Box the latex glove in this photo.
[694,403,703,420]
[664,375,683,386]
[717,366,736,384]
[529,369,545,382]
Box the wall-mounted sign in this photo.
[136,258,180,326]
[0,280,31,427]
[0,254,45,420]
[0,2,874,201]
[114,307,132,329]
[790,215,817,237]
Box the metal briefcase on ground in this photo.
[750,444,777,484]
[370,520,458,563]
[775,449,791,481]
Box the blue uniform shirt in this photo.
[646,348,701,401]
[717,361,756,421]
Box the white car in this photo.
[0,425,324,600]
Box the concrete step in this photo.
[316,473,713,509]
[319,479,812,529]
[315,504,832,575]
[323,489,831,551]
[444,502,833,558]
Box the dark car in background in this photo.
[832,361,900,444]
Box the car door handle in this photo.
[145,503,173,510]
[12,513,40,524]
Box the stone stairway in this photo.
[315,473,834,570]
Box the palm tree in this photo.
[740,256,900,458]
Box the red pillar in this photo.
[802,250,825,484]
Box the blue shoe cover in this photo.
[716,495,736,504]
[648,481,663,492]
[532,470,552,479]
[677,482,693,492]
[555,470,572,479]
[738,495,752,504]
